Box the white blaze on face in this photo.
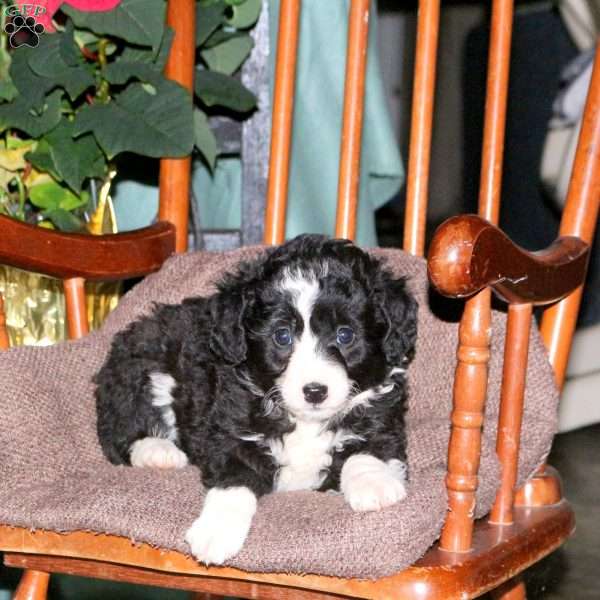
[276,271,352,421]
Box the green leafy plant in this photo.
[0,0,260,231]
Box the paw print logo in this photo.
[4,15,45,49]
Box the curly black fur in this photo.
[95,234,418,497]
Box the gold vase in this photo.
[0,268,120,347]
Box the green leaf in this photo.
[224,0,247,5]
[193,108,217,170]
[60,21,82,67]
[118,25,174,69]
[202,29,246,49]
[195,70,256,112]
[198,0,223,7]
[0,47,18,102]
[196,0,227,47]
[25,139,60,181]
[104,25,176,87]
[201,34,254,75]
[0,90,62,137]
[27,29,94,101]
[226,0,261,29]
[62,0,166,53]
[29,180,88,212]
[9,47,54,109]
[42,121,106,193]
[155,26,174,70]
[74,81,194,159]
[43,208,86,232]
[104,61,163,86]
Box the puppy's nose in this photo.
[303,383,328,404]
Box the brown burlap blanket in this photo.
[0,247,558,579]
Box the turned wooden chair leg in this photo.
[13,570,50,600]
[491,577,526,600]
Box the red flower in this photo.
[16,1,121,33]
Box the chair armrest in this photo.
[0,215,176,281]
[427,214,590,305]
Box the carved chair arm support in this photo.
[427,214,590,305]
[0,215,176,281]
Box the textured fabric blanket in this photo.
[0,247,558,579]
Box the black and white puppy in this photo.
[95,234,418,565]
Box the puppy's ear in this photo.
[372,274,418,367]
[209,290,250,364]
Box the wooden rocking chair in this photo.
[1,0,599,598]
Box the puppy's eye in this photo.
[336,326,355,345]
[273,327,293,347]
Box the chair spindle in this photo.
[541,41,600,389]
[439,287,492,552]
[63,277,89,340]
[478,0,514,225]
[440,0,514,553]
[0,295,9,350]
[264,0,302,245]
[490,302,533,525]
[403,0,440,258]
[335,0,371,242]
[158,0,196,253]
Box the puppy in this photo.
[95,235,418,565]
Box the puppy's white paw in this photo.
[341,454,407,512]
[344,471,407,511]
[129,437,188,469]
[185,487,257,565]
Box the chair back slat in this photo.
[264,0,301,245]
[334,0,371,242]
[403,0,440,258]
[541,42,600,389]
[158,0,196,253]
[439,0,514,552]
[477,0,514,224]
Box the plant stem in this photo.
[1,9,7,52]
[96,38,110,103]
[15,174,26,221]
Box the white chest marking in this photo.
[268,422,363,492]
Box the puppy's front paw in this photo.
[130,437,188,469]
[344,471,407,511]
[185,486,257,565]
[341,454,407,512]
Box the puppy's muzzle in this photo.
[303,383,328,404]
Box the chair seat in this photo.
[0,502,575,600]
[0,248,560,579]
